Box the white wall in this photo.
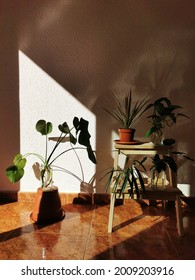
[19,51,96,193]
[0,0,195,195]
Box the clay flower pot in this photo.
[30,186,65,223]
[118,128,135,142]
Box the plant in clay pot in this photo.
[145,97,190,144]
[104,88,151,143]
[6,117,96,223]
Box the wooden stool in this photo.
[108,142,184,236]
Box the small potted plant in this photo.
[145,97,190,144]
[6,117,96,223]
[104,88,151,143]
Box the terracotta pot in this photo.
[30,186,65,223]
[118,128,135,142]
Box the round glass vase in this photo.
[150,131,163,145]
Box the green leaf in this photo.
[177,113,190,119]
[36,120,53,135]
[13,154,27,169]
[154,97,171,107]
[69,133,77,145]
[145,126,157,138]
[164,156,177,173]
[104,168,114,192]
[6,165,24,183]
[134,166,145,192]
[58,122,70,134]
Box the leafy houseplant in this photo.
[149,142,194,189]
[103,157,147,198]
[145,97,190,144]
[104,89,151,142]
[6,117,96,223]
[149,153,177,189]
[6,117,96,185]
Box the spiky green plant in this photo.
[104,89,151,129]
[102,157,147,198]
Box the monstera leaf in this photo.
[6,154,26,183]
[73,117,96,164]
[58,122,77,144]
[36,120,53,135]
[58,122,70,134]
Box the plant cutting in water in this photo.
[6,117,97,187]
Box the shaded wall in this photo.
[0,0,195,194]
[0,1,20,191]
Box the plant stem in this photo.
[45,133,48,163]
[46,132,64,165]
[51,165,83,182]
[22,153,45,163]
[46,127,75,165]
[49,147,86,166]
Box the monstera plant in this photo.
[6,117,96,187]
[6,117,97,223]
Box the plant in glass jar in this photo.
[149,153,177,189]
[6,117,96,185]
[149,144,194,190]
[6,117,96,223]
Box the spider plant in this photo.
[103,157,147,198]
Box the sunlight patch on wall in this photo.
[19,50,96,193]
[177,184,195,197]
[111,130,118,153]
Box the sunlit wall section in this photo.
[19,51,96,193]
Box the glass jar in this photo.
[150,167,166,190]
[150,131,163,145]
[40,165,53,188]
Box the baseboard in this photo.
[1,191,194,208]
[0,191,110,205]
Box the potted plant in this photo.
[145,97,190,144]
[102,157,147,198]
[148,139,194,189]
[6,117,96,223]
[104,89,151,143]
[149,153,177,189]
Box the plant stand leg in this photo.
[108,193,116,233]
[175,195,184,237]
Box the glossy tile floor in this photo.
[0,198,195,259]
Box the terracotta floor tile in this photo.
[0,199,195,259]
